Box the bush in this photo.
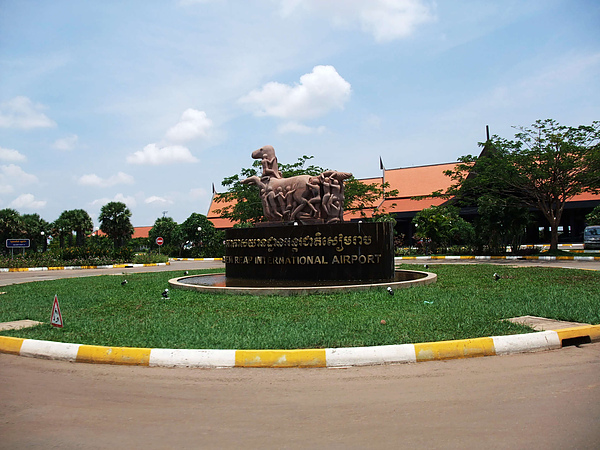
[586,205,600,226]
[133,253,169,264]
[111,246,133,262]
[394,247,414,256]
[413,205,475,254]
[0,245,135,268]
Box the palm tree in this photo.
[69,209,93,247]
[0,208,25,254]
[51,216,70,249]
[98,202,134,248]
[21,213,50,252]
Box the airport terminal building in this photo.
[206,157,600,246]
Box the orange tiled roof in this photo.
[206,161,600,228]
[92,226,151,238]
[132,226,152,239]
[344,162,458,216]
[207,194,238,229]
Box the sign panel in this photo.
[225,222,394,282]
[6,239,30,248]
[50,295,64,328]
[156,237,164,246]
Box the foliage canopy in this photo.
[438,119,600,250]
[98,201,134,248]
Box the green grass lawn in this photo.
[1,264,598,349]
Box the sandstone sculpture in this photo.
[242,145,352,224]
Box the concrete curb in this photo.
[1,325,598,368]
[395,255,600,261]
[0,262,170,273]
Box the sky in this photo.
[1,0,599,227]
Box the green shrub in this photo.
[133,252,169,264]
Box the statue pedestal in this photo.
[224,222,394,282]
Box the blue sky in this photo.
[1,0,599,227]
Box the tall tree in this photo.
[440,120,600,251]
[179,212,216,257]
[69,209,94,247]
[21,213,50,252]
[50,216,70,249]
[98,202,134,248]
[0,208,24,254]
[474,195,531,254]
[56,210,76,247]
[149,216,182,255]
[56,209,93,247]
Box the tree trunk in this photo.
[545,206,564,252]
[549,222,559,251]
[538,197,565,252]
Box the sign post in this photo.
[156,236,164,254]
[6,239,30,258]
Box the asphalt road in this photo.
[1,344,599,449]
[1,259,599,449]
[0,260,225,287]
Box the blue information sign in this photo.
[6,239,30,248]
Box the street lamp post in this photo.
[197,226,203,256]
[40,231,47,252]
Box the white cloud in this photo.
[276,0,436,42]
[127,108,211,165]
[10,193,46,209]
[1,164,38,185]
[0,96,56,129]
[77,172,135,187]
[277,121,326,134]
[239,65,351,121]
[359,0,436,42]
[0,184,13,194]
[91,193,137,208]
[145,195,172,205]
[126,143,199,165]
[53,134,79,151]
[165,109,213,143]
[0,146,26,162]
[189,187,208,198]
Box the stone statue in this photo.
[242,145,352,224]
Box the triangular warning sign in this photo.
[51,294,63,328]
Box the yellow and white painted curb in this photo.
[0,262,170,273]
[1,325,598,368]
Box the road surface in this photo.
[1,344,599,449]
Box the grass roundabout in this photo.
[0,264,599,350]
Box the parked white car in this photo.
[583,225,600,249]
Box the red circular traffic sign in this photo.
[156,237,164,246]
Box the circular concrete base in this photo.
[169,270,436,296]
